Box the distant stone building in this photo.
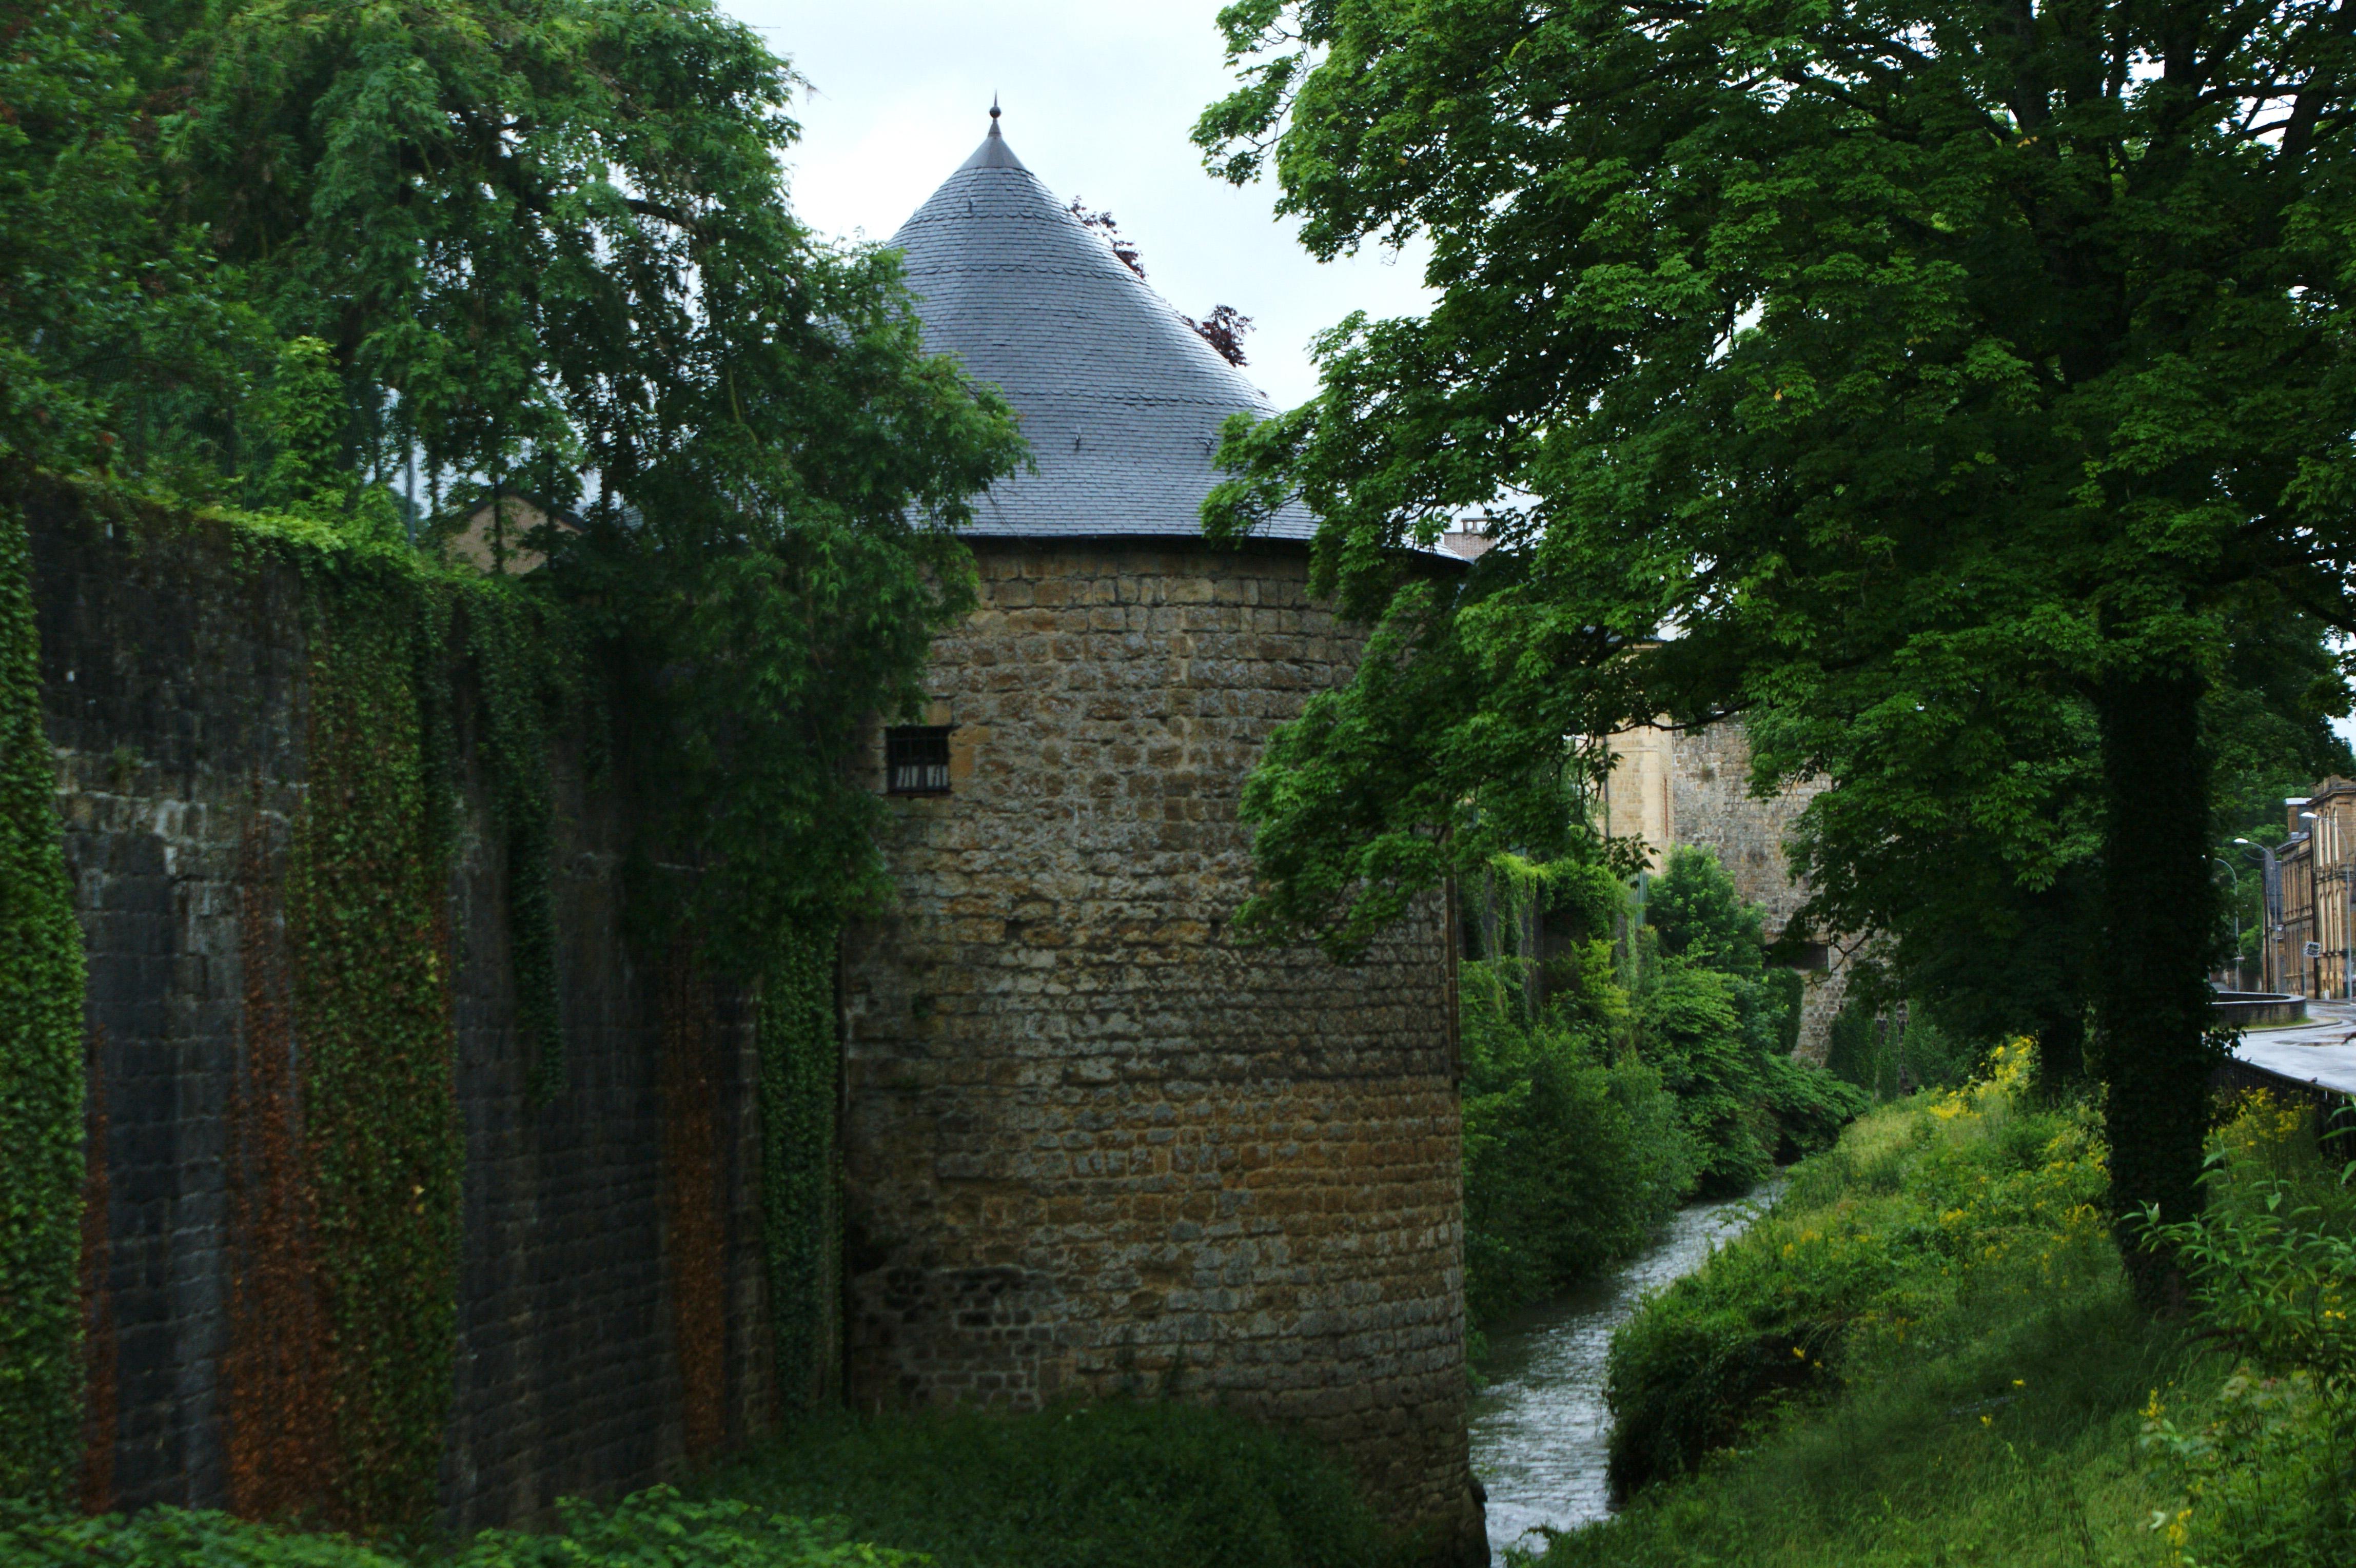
[837,114,1484,1562]
[1604,722,1853,1060]
[444,493,578,576]
[2268,778,2356,997]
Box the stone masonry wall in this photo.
[28,491,768,1530]
[1665,722,1854,1062]
[840,540,1481,1563]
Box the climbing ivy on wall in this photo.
[762,926,841,1414]
[226,801,332,1522]
[286,570,464,1535]
[11,466,875,1522]
[466,588,571,1105]
[0,496,88,1502]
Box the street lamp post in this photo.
[2236,838,2282,992]
[2212,855,2244,989]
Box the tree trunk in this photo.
[2092,670,2216,1308]
[2032,1006,2086,1099]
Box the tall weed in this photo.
[1604,1044,2111,1494]
[2140,1093,2356,1568]
[698,1400,1407,1568]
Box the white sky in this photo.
[721,1,1434,410]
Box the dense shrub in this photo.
[1460,950,1695,1322]
[1823,996,1979,1100]
[1639,849,1863,1192]
[1758,1052,1870,1164]
[1640,963,1775,1194]
[698,1400,1409,1568]
[2141,1094,2356,1567]
[1604,1046,2110,1495]
[0,1489,911,1567]
[0,1406,1397,1568]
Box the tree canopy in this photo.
[2,0,1027,969]
[1196,0,2356,1287]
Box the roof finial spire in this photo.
[989,94,1001,136]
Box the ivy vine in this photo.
[0,493,88,1502]
[762,925,840,1414]
[464,588,574,1106]
[12,472,872,1508]
[286,569,463,1535]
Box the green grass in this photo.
[1542,1279,2186,1567]
[1534,1065,2356,1568]
[0,1488,917,1567]
[695,1400,1409,1568]
[1,1401,1398,1568]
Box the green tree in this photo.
[1749,619,2104,1087]
[0,2,248,480]
[152,0,1024,966]
[1646,846,1768,975]
[1197,0,2356,1297]
[0,0,1027,1505]
[1457,857,1697,1321]
[1762,600,2344,1076]
[63,0,1028,966]
[1640,849,1859,1186]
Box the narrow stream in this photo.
[1469,1188,1775,1562]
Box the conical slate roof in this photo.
[891,113,1314,541]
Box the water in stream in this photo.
[1469,1189,1774,1562]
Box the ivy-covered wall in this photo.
[18,482,799,1528]
[0,495,89,1505]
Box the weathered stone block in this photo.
[843,539,1478,1555]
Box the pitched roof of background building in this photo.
[890,111,1316,542]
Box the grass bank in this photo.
[695,1400,1406,1568]
[1,1400,1398,1568]
[1538,1055,2355,1568]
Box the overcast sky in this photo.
[721,1,1432,410]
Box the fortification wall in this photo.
[1603,718,1856,1061]
[1665,725,1818,937]
[841,540,1481,1562]
[29,492,769,1530]
[1663,723,1853,1062]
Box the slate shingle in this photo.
[891,120,1317,542]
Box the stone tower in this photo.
[837,112,1483,1562]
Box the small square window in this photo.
[885,726,953,796]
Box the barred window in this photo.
[885,726,953,796]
